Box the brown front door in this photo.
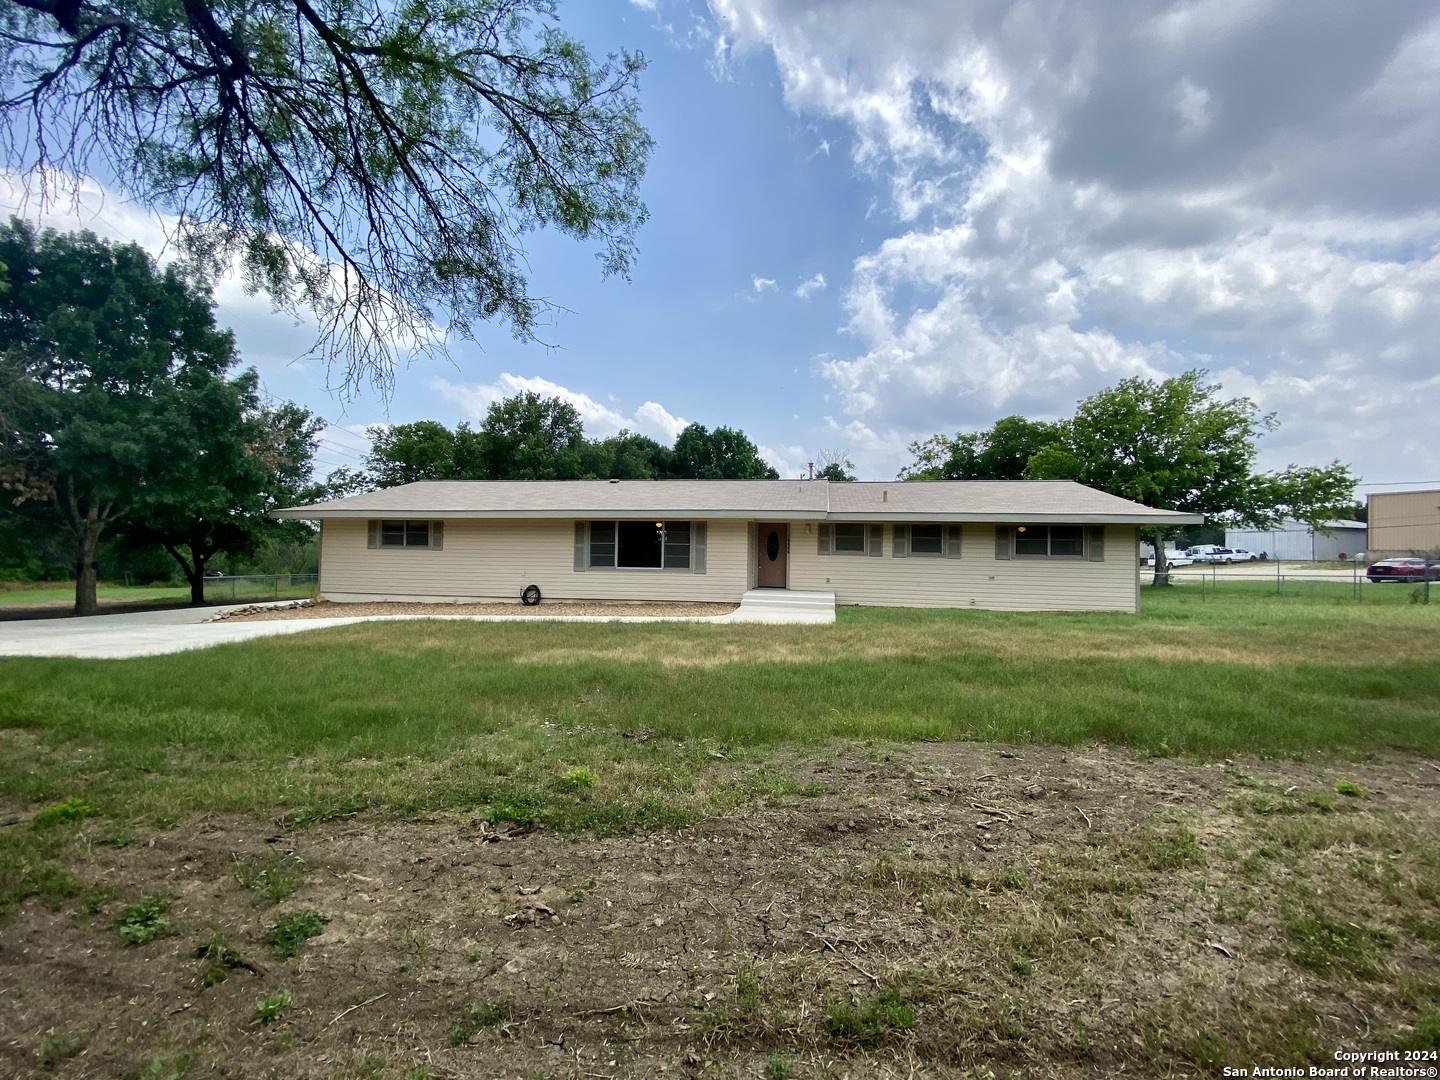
[756,522,788,589]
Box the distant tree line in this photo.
[336,396,779,492]
[1,220,326,612]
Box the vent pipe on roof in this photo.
[883,490,888,503]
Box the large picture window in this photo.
[589,521,691,569]
[1014,524,1084,558]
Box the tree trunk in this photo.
[1150,533,1171,587]
[162,542,209,606]
[74,525,101,615]
[65,481,117,616]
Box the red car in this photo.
[1367,558,1440,583]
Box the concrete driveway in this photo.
[0,604,391,660]
[0,594,830,660]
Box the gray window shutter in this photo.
[946,525,963,559]
[430,521,444,550]
[574,521,587,572]
[995,526,1012,560]
[1088,526,1105,562]
[868,524,883,556]
[893,524,908,558]
[693,522,708,574]
[818,523,832,556]
[367,521,379,549]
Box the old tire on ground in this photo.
[521,584,542,606]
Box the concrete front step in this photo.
[717,589,837,625]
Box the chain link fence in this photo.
[1164,561,1432,604]
[201,574,319,604]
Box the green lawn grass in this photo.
[0,578,319,610]
[0,583,193,608]
[1,586,1437,913]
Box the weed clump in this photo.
[234,853,307,904]
[194,934,250,986]
[266,910,329,959]
[33,797,94,829]
[118,897,173,945]
[450,998,512,1044]
[823,986,915,1048]
[558,766,598,792]
[1335,779,1369,799]
[253,989,292,1025]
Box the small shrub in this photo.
[266,910,329,959]
[33,797,94,830]
[824,986,916,1048]
[1335,779,1369,799]
[766,1055,794,1080]
[102,831,134,848]
[118,897,173,945]
[1011,954,1034,977]
[558,766,597,792]
[254,990,292,1025]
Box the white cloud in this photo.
[752,274,778,292]
[757,443,812,478]
[431,373,690,443]
[795,272,828,300]
[708,0,1440,483]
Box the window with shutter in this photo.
[892,524,909,558]
[946,525,963,559]
[367,521,379,549]
[817,523,832,555]
[1088,526,1105,561]
[430,521,444,550]
[908,524,943,555]
[693,522,708,574]
[574,522,588,572]
[995,526,1012,560]
[868,524,883,556]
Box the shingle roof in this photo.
[274,479,1202,524]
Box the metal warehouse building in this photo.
[1225,520,1368,562]
[1367,489,1440,557]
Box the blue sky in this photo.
[5,0,1440,490]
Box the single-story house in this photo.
[1225,519,1368,562]
[273,479,1200,613]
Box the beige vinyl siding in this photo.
[1368,490,1440,556]
[319,519,748,604]
[790,522,1141,612]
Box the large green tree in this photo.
[0,219,242,612]
[1024,372,1356,584]
[364,420,489,487]
[0,0,652,389]
[901,416,1063,481]
[670,424,778,480]
[479,391,586,479]
[120,378,325,603]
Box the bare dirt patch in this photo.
[5,744,1439,1079]
[214,598,740,622]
